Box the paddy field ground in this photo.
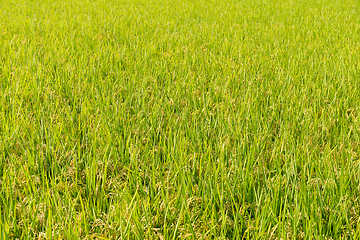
[1,0,360,238]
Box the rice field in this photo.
[1,0,360,238]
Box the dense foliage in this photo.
[1,0,360,238]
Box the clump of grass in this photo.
[1,0,360,238]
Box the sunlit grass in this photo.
[1,0,360,238]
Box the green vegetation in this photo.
[1,0,360,238]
